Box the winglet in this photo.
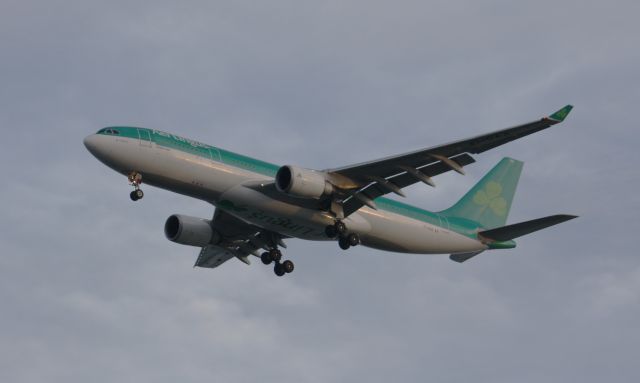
[548,105,574,122]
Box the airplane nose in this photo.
[84,132,119,169]
[83,134,99,155]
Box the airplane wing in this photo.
[328,105,573,216]
[194,245,236,268]
[194,209,287,269]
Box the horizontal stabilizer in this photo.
[450,251,484,263]
[478,214,578,242]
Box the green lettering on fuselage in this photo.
[248,210,316,236]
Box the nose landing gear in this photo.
[128,172,144,201]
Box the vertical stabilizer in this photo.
[440,157,523,229]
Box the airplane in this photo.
[84,105,577,276]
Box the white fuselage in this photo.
[84,133,486,254]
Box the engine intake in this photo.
[164,214,220,247]
[275,165,333,199]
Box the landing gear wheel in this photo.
[135,189,144,200]
[282,260,295,273]
[268,249,282,263]
[261,252,272,265]
[130,191,139,201]
[338,236,351,250]
[325,225,338,238]
[347,233,360,247]
[335,221,347,235]
[274,262,285,277]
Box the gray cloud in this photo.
[1,1,639,382]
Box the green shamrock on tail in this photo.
[473,181,507,217]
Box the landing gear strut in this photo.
[260,248,294,277]
[325,220,360,251]
[128,172,144,201]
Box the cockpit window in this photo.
[97,128,121,135]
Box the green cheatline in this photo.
[549,104,573,122]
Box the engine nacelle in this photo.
[164,214,221,247]
[275,165,334,199]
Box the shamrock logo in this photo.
[472,181,507,217]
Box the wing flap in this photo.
[195,245,235,268]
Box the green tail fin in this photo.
[440,157,523,229]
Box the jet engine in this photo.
[164,214,221,247]
[275,165,334,199]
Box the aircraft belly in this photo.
[218,185,341,240]
[217,185,483,254]
[359,209,485,254]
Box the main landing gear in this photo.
[325,220,360,251]
[128,172,144,201]
[260,248,295,277]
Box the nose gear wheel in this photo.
[130,189,144,201]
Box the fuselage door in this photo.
[138,129,152,147]
[209,147,221,162]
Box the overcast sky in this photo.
[1,1,639,382]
